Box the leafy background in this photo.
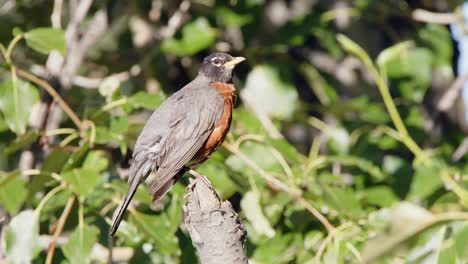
[1,0,468,263]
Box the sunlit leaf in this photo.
[25,27,66,55]
[241,190,275,238]
[129,91,166,109]
[0,172,26,213]
[161,17,217,56]
[62,168,100,200]
[0,130,38,156]
[0,79,39,134]
[5,210,40,263]
[62,225,100,264]
[241,65,298,119]
[129,212,179,254]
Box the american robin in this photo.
[110,53,245,236]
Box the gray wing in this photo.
[110,82,223,236]
[131,83,224,198]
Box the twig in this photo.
[452,136,468,161]
[437,74,468,112]
[239,92,283,139]
[184,175,248,264]
[337,35,424,160]
[412,9,458,25]
[51,0,63,28]
[46,195,76,264]
[61,8,109,88]
[223,142,335,232]
[15,68,82,129]
[363,211,468,262]
[160,0,191,38]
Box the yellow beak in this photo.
[222,57,246,68]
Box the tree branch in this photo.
[183,174,248,264]
[45,195,76,264]
[16,68,82,129]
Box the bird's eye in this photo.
[211,58,222,66]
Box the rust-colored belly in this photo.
[191,82,236,164]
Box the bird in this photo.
[110,53,245,236]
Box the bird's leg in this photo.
[183,166,211,187]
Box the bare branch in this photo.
[184,174,248,264]
[16,68,82,129]
[159,0,191,38]
[412,9,458,25]
[51,0,63,28]
[46,195,76,264]
[437,74,468,112]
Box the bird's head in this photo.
[198,53,245,83]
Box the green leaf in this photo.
[253,233,294,263]
[62,168,100,200]
[408,164,443,201]
[129,91,166,109]
[0,130,38,156]
[365,186,398,207]
[418,24,453,66]
[241,190,275,238]
[323,186,362,219]
[42,149,71,173]
[0,172,27,213]
[129,212,179,254]
[62,225,100,264]
[197,155,238,199]
[437,240,457,264]
[62,143,90,172]
[216,7,253,26]
[454,223,468,259]
[376,41,413,70]
[161,17,217,56]
[241,65,299,119]
[82,150,109,173]
[25,27,66,55]
[336,34,367,59]
[0,79,39,134]
[226,141,283,181]
[362,202,434,262]
[380,46,432,102]
[5,210,40,263]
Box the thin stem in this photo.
[363,211,468,262]
[223,142,335,232]
[44,128,77,137]
[5,33,23,64]
[35,184,66,215]
[0,43,7,60]
[59,132,79,147]
[16,68,83,129]
[338,35,423,159]
[46,195,76,264]
[102,97,128,112]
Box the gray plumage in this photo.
[110,75,224,236]
[110,52,244,237]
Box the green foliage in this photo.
[62,225,100,264]
[5,210,40,264]
[0,1,468,264]
[24,28,66,55]
[0,79,39,134]
[161,17,217,56]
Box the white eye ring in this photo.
[211,57,222,66]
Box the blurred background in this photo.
[1,0,468,263]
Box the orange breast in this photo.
[191,82,236,164]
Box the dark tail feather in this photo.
[109,180,139,236]
[151,169,186,201]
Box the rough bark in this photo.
[183,175,248,264]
